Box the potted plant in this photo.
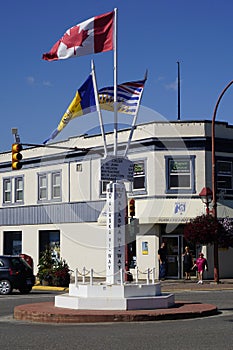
[37,246,70,287]
[52,259,70,287]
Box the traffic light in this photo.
[129,199,135,217]
[12,143,23,170]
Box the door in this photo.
[163,236,181,279]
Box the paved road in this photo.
[0,289,233,350]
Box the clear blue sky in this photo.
[1,0,233,152]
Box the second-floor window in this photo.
[217,160,232,190]
[3,176,24,204]
[133,162,146,191]
[3,179,11,203]
[15,177,23,202]
[52,173,61,199]
[38,174,48,201]
[38,171,61,202]
[165,156,195,193]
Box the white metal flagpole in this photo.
[113,7,118,156]
[124,70,148,157]
[91,60,108,157]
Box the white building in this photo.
[0,120,233,279]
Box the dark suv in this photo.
[0,255,35,295]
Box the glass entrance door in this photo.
[163,236,182,279]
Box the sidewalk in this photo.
[32,278,233,293]
[160,278,233,292]
[13,279,232,324]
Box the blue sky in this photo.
[1,0,233,152]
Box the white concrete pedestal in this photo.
[55,282,174,310]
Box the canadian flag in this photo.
[42,11,114,61]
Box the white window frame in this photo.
[3,176,24,205]
[38,174,48,201]
[15,177,23,202]
[3,178,12,204]
[51,172,61,200]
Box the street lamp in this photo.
[199,187,213,215]
[212,79,233,283]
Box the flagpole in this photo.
[124,71,148,157]
[91,60,108,157]
[113,7,118,156]
[177,61,181,121]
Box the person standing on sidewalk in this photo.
[158,242,168,280]
[192,252,208,284]
[182,246,193,280]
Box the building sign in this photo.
[174,202,186,215]
[101,156,134,182]
[142,241,148,255]
[170,160,190,173]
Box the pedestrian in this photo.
[158,242,168,280]
[192,252,208,284]
[182,246,193,280]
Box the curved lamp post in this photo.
[212,80,233,283]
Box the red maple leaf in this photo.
[61,26,89,54]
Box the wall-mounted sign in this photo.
[101,156,134,182]
[174,202,186,215]
[142,241,148,255]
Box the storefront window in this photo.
[3,231,22,255]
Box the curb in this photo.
[32,285,69,292]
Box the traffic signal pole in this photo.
[125,199,136,282]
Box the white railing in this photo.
[74,266,157,287]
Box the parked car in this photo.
[0,255,35,295]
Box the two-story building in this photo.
[0,120,233,279]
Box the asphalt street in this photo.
[0,288,233,349]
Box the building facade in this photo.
[0,120,233,280]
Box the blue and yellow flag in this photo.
[44,74,96,143]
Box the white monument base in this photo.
[55,282,174,310]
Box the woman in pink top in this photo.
[193,252,208,284]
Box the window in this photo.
[166,156,195,193]
[217,161,232,190]
[15,177,23,202]
[3,179,11,203]
[100,180,110,195]
[38,174,48,201]
[169,159,190,188]
[38,171,61,202]
[102,180,109,193]
[133,161,146,191]
[39,230,60,260]
[76,163,82,172]
[51,172,61,199]
[3,231,22,255]
[3,176,24,205]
